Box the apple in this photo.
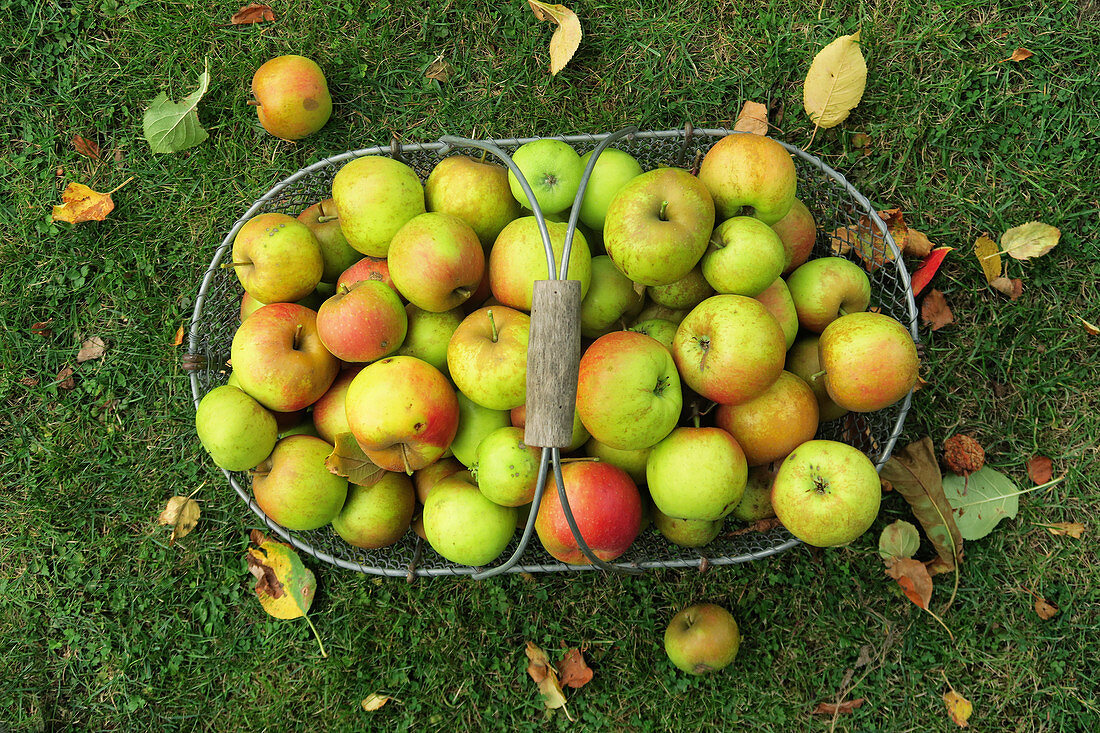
[786,257,871,333]
[628,318,677,352]
[240,289,325,321]
[337,256,395,292]
[576,331,682,450]
[279,420,319,438]
[698,133,796,224]
[672,295,786,406]
[447,306,530,411]
[730,464,778,521]
[771,439,881,547]
[230,303,339,412]
[819,312,919,412]
[583,437,650,485]
[331,472,416,549]
[297,199,361,282]
[701,216,787,297]
[754,277,798,349]
[423,472,517,566]
[510,403,589,452]
[577,147,643,231]
[534,461,642,564]
[412,456,464,504]
[772,198,817,274]
[231,213,323,304]
[388,212,485,312]
[508,139,584,214]
[489,217,591,311]
[251,55,331,140]
[603,167,715,286]
[345,356,460,472]
[785,335,848,422]
[648,266,713,310]
[316,280,407,362]
[653,508,723,548]
[580,255,646,337]
[714,371,819,466]
[632,303,690,326]
[331,155,425,257]
[395,304,464,373]
[195,385,277,471]
[646,427,747,521]
[473,426,542,507]
[252,435,348,530]
[310,367,361,444]
[664,603,740,675]
[425,155,522,248]
[450,393,511,467]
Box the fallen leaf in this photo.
[327,433,386,485]
[910,247,953,296]
[55,366,76,390]
[1034,597,1058,620]
[943,690,972,727]
[51,182,115,224]
[1077,317,1099,335]
[973,234,1002,283]
[556,648,594,689]
[1045,522,1084,539]
[19,377,39,387]
[528,2,582,76]
[942,467,1020,540]
[525,641,568,712]
[880,437,964,573]
[246,530,327,655]
[851,132,871,148]
[425,58,453,82]
[1008,47,1033,62]
[878,520,920,560]
[72,135,102,160]
[905,229,934,257]
[733,100,768,135]
[157,495,201,544]
[230,3,275,24]
[812,698,865,715]
[361,694,391,711]
[77,336,107,362]
[828,208,905,271]
[803,32,867,133]
[31,320,54,338]
[172,325,185,347]
[1026,455,1052,484]
[143,60,210,154]
[884,557,933,609]
[990,276,1023,300]
[921,289,955,331]
[1000,221,1060,260]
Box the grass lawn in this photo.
[3,0,1099,730]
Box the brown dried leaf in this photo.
[31,320,54,338]
[73,135,102,160]
[905,229,934,257]
[231,3,275,24]
[556,648,594,689]
[425,59,453,82]
[77,336,107,362]
[55,366,76,390]
[990,276,1023,300]
[1078,317,1099,336]
[361,694,391,711]
[812,698,865,715]
[528,1,582,76]
[525,641,568,711]
[733,101,768,135]
[157,495,201,544]
[884,557,933,610]
[851,132,871,149]
[974,234,1002,284]
[19,377,40,387]
[943,690,973,727]
[921,289,954,331]
[1026,455,1052,484]
[1008,47,1033,62]
[172,325,185,347]
[1034,597,1058,620]
[52,182,115,224]
[1045,522,1084,539]
[1001,221,1060,260]
[828,208,905,272]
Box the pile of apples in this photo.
[195,130,919,569]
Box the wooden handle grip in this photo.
[524,279,582,448]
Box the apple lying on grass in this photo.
[664,603,741,675]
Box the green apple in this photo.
[580,255,646,337]
[648,266,713,310]
[508,139,583,214]
[786,257,871,333]
[231,213,324,304]
[785,335,848,422]
[252,435,348,530]
[577,148,643,231]
[646,427,747,521]
[298,199,361,282]
[388,212,485,312]
[730,464,778,522]
[772,198,817,274]
[489,216,591,311]
[447,306,530,411]
[331,155,425,257]
[664,603,741,675]
[628,318,677,352]
[698,133,796,224]
[332,472,416,549]
[195,385,277,471]
[701,216,787,297]
[450,393,511,467]
[632,303,690,326]
[653,508,723,548]
[425,155,522,248]
[395,304,464,373]
[583,437,650,485]
[473,426,542,507]
[820,312,919,412]
[279,420,319,439]
[754,277,798,349]
[423,473,517,566]
[251,55,331,140]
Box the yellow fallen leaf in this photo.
[157,496,201,544]
[1008,47,1033,62]
[973,234,1002,284]
[733,101,768,135]
[804,32,867,134]
[943,690,972,727]
[246,530,327,657]
[1000,222,1060,260]
[1045,522,1084,539]
[52,183,115,224]
[361,694,391,711]
[1079,317,1099,336]
[528,2,582,76]
[172,325,185,347]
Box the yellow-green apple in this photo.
[463,268,493,313]
[395,304,464,373]
[473,426,542,507]
[195,385,277,471]
[297,199,360,282]
[653,508,723,548]
[646,427,747,520]
[577,147,643,231]
[701,216,787,297]
[664,603,741,675]
[786,257,871,333]
[388,212,485,312]
[337,256,394,292]
[230,303,339,412]
[580,255,646,337]
[231,213,323,304]
[534,461,642,564]
[628,318,677,352]
[423,472,517,565]
[251,55,331,140]
[240,289,325,321]
[331,156,425,257]
[425,155,522,249]
[672,295,786,405]
[632,303,690,325]
[583,437,650,485]
[345,356,459,472]
[772,198,817,274]
[311,367,362,444]
[785,335,848,422]
[252,435,348,530]
[315,280,407,363]
[508,139,583,214]
[603,167,715,286]
[771,439,881,546]
[819,312,919,412]
[279,419,319,438]
[754,277,798,349]
[413,456,464,504]
[698,133,796,224]
[331,472,416,549]
[714,371,819,466]
[450,393,510,467]
[576,331,682,450]
[489,217,591,311]
[447,306,530,410]
[648,266,713,310]
[510,403,589,452]
[730,464,778,521]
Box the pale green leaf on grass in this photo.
[942,467,1020,540]
[878,520,920,560]
[142,60,210,154]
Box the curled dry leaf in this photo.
[733,101,769,135]
[851,132,872,149]
[72,135,102,160]
[1034,596,1058,620]
[943,689,973,727]
[425,59,453,82]
[527,1,582,76]
[910,247,953,296]
[31,320,54,338]
[921,289,954,331]
[361,694,391,711]
[884,556,933,610]
[52,182,116,224]
[973,234,1002,283]
[1026,455,1053,484]
[811,698,865,715]
[878,520,920,560]
[556,647,594,689]
[905,229,934,257]
[20,377,39,387]
[77,336,108,363]
[990,276,1023,300]
[803,32,867,130]
[172,325,185,347]
[157,496,201,544]
[55,366,77,390]
[525,641,569,712]
[230,3,275,24]
[729,517,783,535]
[1077,317,1099,336]
[327,433,386,486]
[1045,522,1084,539]
[1008,47,1033,62]
[1000,221,1060,260]
[829,208,906,272]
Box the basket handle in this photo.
[524,279,582,448]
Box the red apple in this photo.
[337,256,395,292]
[413,456,465,504]
[820,312,919,412]
[753,277,798,350]
[714,371,819,466]
[311,366,363,444]
[534,461,642,564]
[316,280,407,362]
[447,306,530,411]
[388,212,485,312]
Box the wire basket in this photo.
[186,127,919,578]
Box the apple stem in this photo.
[339,284,351,295]
[316,215,340,223]
[247,100,261,107]
[809,369,827,383]
[658,200,669,221]
[220,261,251,269]
[693,414,701,429]
[454,286,472,301]
[487,308,498,343]
[292,323,303,350]
[838,306,849,316]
